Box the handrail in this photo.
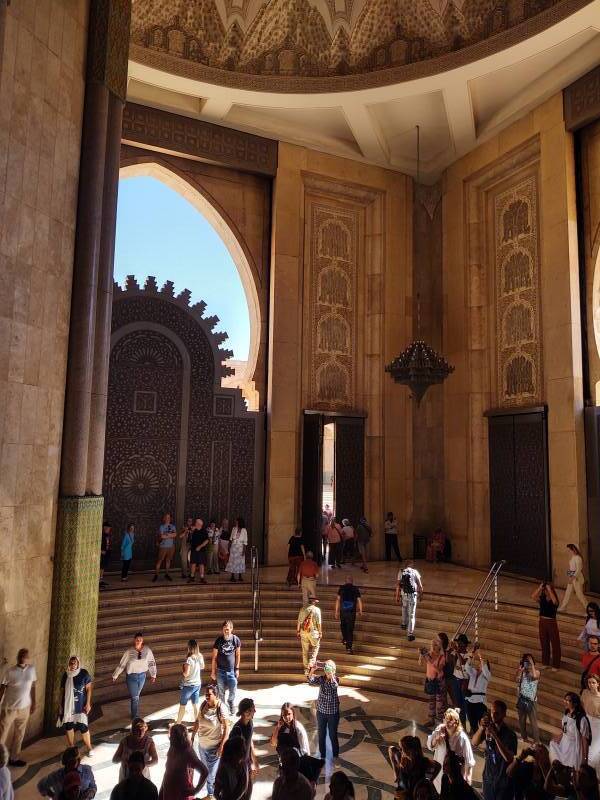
[250,546,263,671]
[452,560,506,642]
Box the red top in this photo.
[298,560,319,579]
[159,746,205,800]
[582,653,600,677]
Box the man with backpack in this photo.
[335,574,363,654]
[296,596,322,675]
[395,561,423,641]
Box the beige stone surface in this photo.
[442,90,587,581]
[266,142,411,564]
[0,0,88,738]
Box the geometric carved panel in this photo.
[493,174,542,406]
[308,203,358,409]
[103,285,257,562]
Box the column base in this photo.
[45,496,103,733]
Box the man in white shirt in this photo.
[394,563,423,642]
[0,649,36,767]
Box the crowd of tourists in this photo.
[99,514,249,588]
[1,527,599,799]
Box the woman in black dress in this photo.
[58,656,93,754]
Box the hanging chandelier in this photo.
[385,340,454,405]
[385,125,454,406]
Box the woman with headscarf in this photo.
[58,656,93,754]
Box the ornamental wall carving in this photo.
[308,204,358,408]
[129,0,591,90]
[103,277,263,562]
[492,175,542,405]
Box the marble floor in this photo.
[13,682,484,799]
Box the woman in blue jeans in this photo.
[308,659,340,761]
[193,685,229,799]
[112,633,157,718]
[177,639,205,723]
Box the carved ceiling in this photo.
[126,0,600,179]
[130,0,592,88]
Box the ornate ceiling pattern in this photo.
[130,0,590,87]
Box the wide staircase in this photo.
[94,568,583,739]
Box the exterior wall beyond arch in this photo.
[119,146,271,413]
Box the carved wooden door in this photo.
[488,408,551,579]
[104,329,183,564]
[302,412,324,561]
[334,416,365,530]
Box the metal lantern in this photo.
[385,340,454,405]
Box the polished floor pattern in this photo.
[13,682,484,799]
[13,557,583,798]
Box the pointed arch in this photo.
[118,161,261,393]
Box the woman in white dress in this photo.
[549,692,591,768]
[582,675,600,778]
[558,543,588,611]
[427,707,475,793]
[226,517,248,582]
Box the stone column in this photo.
[59,83,109,496]
[87,93,123,493]
[45,0,131,730]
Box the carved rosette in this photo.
[493,175,542,405]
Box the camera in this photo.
[419,647,428,656]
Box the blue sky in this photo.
[114,176,250,360]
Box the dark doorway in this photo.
[584,407,600,592]
[486,406,551,579]
[301,411,365,562]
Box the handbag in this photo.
[516,695,535,713]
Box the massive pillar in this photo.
[45,0,131,728]
[411,183,445,536]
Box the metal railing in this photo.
[250,546,263,671]
[452,560,506,642]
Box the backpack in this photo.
[400,569,417,594]
[577,712,593,747]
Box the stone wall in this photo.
[267,143,412,564]
[0,0,88,735]
[412,183,444,535]
[442,93,586,582]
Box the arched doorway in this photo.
[103,167,266,564]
